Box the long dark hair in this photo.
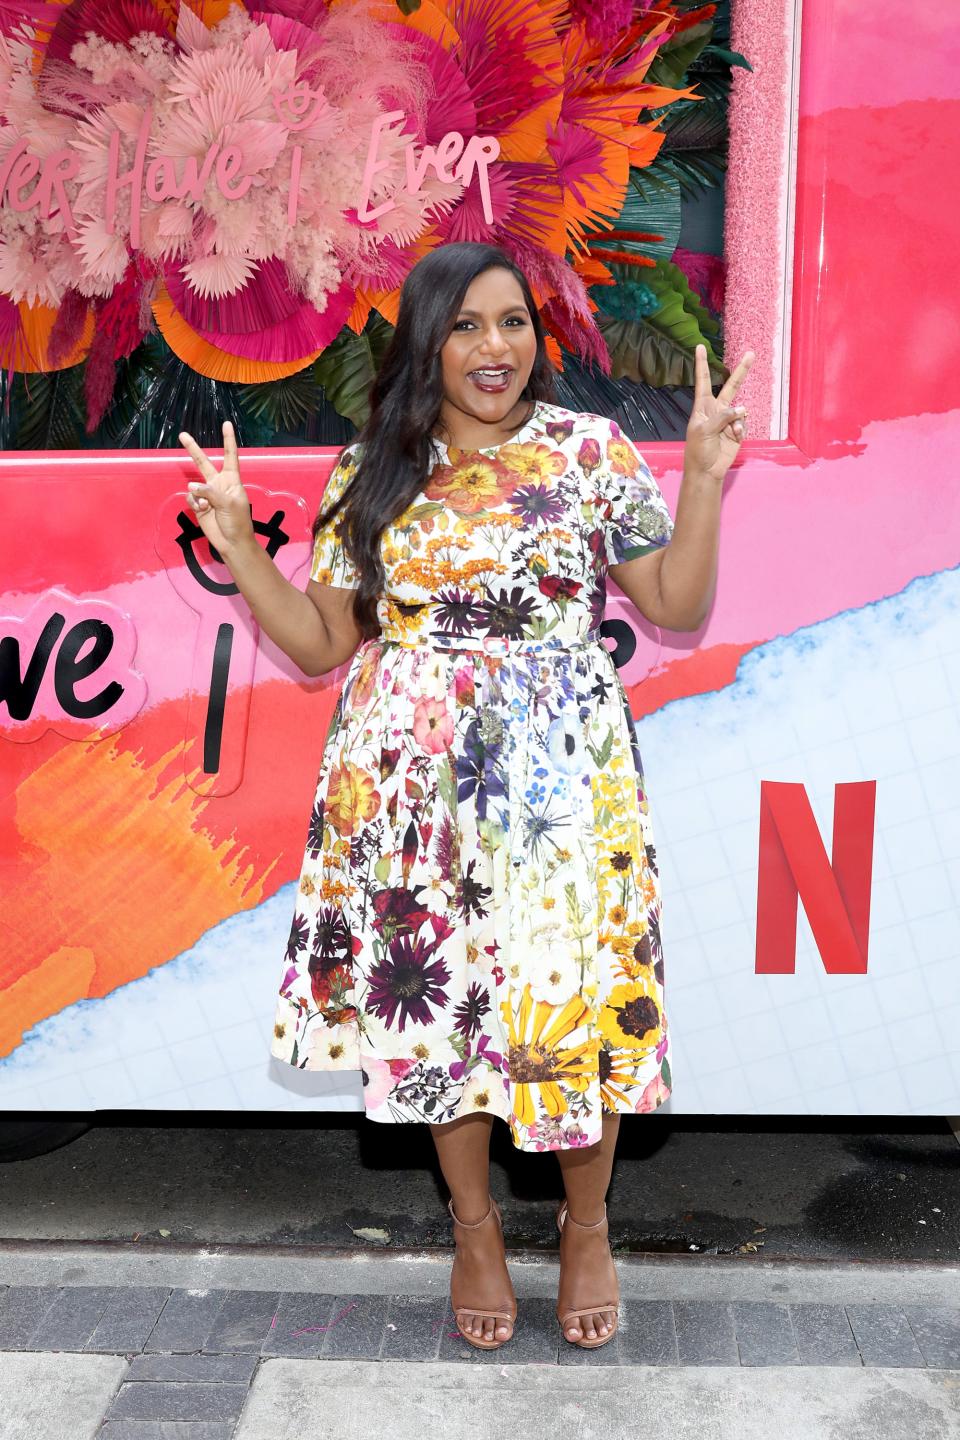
[311,242,558,637]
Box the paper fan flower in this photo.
[0,0,703,415]
[1,0,451,386]
[339,0,700,368]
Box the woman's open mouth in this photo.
[467,367,513,393]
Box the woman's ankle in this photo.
[562,1200,608,1228]
[449,1194,494,1227]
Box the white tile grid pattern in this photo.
[650,612,960,1115]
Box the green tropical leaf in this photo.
[596,258,719,344]
[313,312,395,429]
[642,147,726,203]
[94,335,166,448]
[1,365,88,450]
[549,347,693,440]
[699,43,753,71]
[678,69,732,106]
[657,93,727,154]
[605,168,682,262]
[646,19,714,89]
[238,367,324,431]
[597,253,728,389]
[644,257,720,337]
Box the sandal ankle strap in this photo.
[448,1195,498,1228]
[558,1200,608,1230]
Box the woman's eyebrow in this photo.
[456,306,527,317]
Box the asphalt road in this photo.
[1,1117,957,1263]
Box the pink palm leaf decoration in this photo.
[0,0,71,53]
[0,0,703,394]
[41,0,173,68]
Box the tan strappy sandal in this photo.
[448,1195,517,1350]
[555,1199,620,1349]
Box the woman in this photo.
[180,241,754,1353]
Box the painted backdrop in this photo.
[1,0,958,1116]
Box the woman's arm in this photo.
[179,422,365,677]
[608,344,755,633]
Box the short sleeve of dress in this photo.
[309,444,361,589]
[601,420,674,566]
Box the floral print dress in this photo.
[271,399,675,1152]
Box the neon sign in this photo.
[0,96,502,244]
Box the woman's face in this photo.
[437,268,538,432]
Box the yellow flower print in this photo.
[607,437,640,478]
[382,598,425,640]
[600,979,661,1053]
[424,456,511,513]
[503,984,597,1128]
[326,760,381,837]
[608,904,627,927]
[608,928,653,982]
[598,1044,644,1110]
[497,441,567,485]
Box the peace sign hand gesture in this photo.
[179,421,256,558]
[684,344,756,485]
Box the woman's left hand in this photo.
[684,343,756,484]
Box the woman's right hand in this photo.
[179,421,256,556]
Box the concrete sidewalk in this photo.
[0,1243,958,1439]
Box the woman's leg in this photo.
[554,1112,620,1342]
[429,1113,515,1342]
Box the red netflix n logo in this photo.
[756,781,877,974]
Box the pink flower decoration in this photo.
[164,257,355,363]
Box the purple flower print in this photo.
[366,932,451,1032]
[509,483,566,526]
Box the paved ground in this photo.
[0,1119,956,1436]
[0,1246,959,1438]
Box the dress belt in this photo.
[377,631,602,656]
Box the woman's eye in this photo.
[454,317,525,330]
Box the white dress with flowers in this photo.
[270,399,675,1152]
